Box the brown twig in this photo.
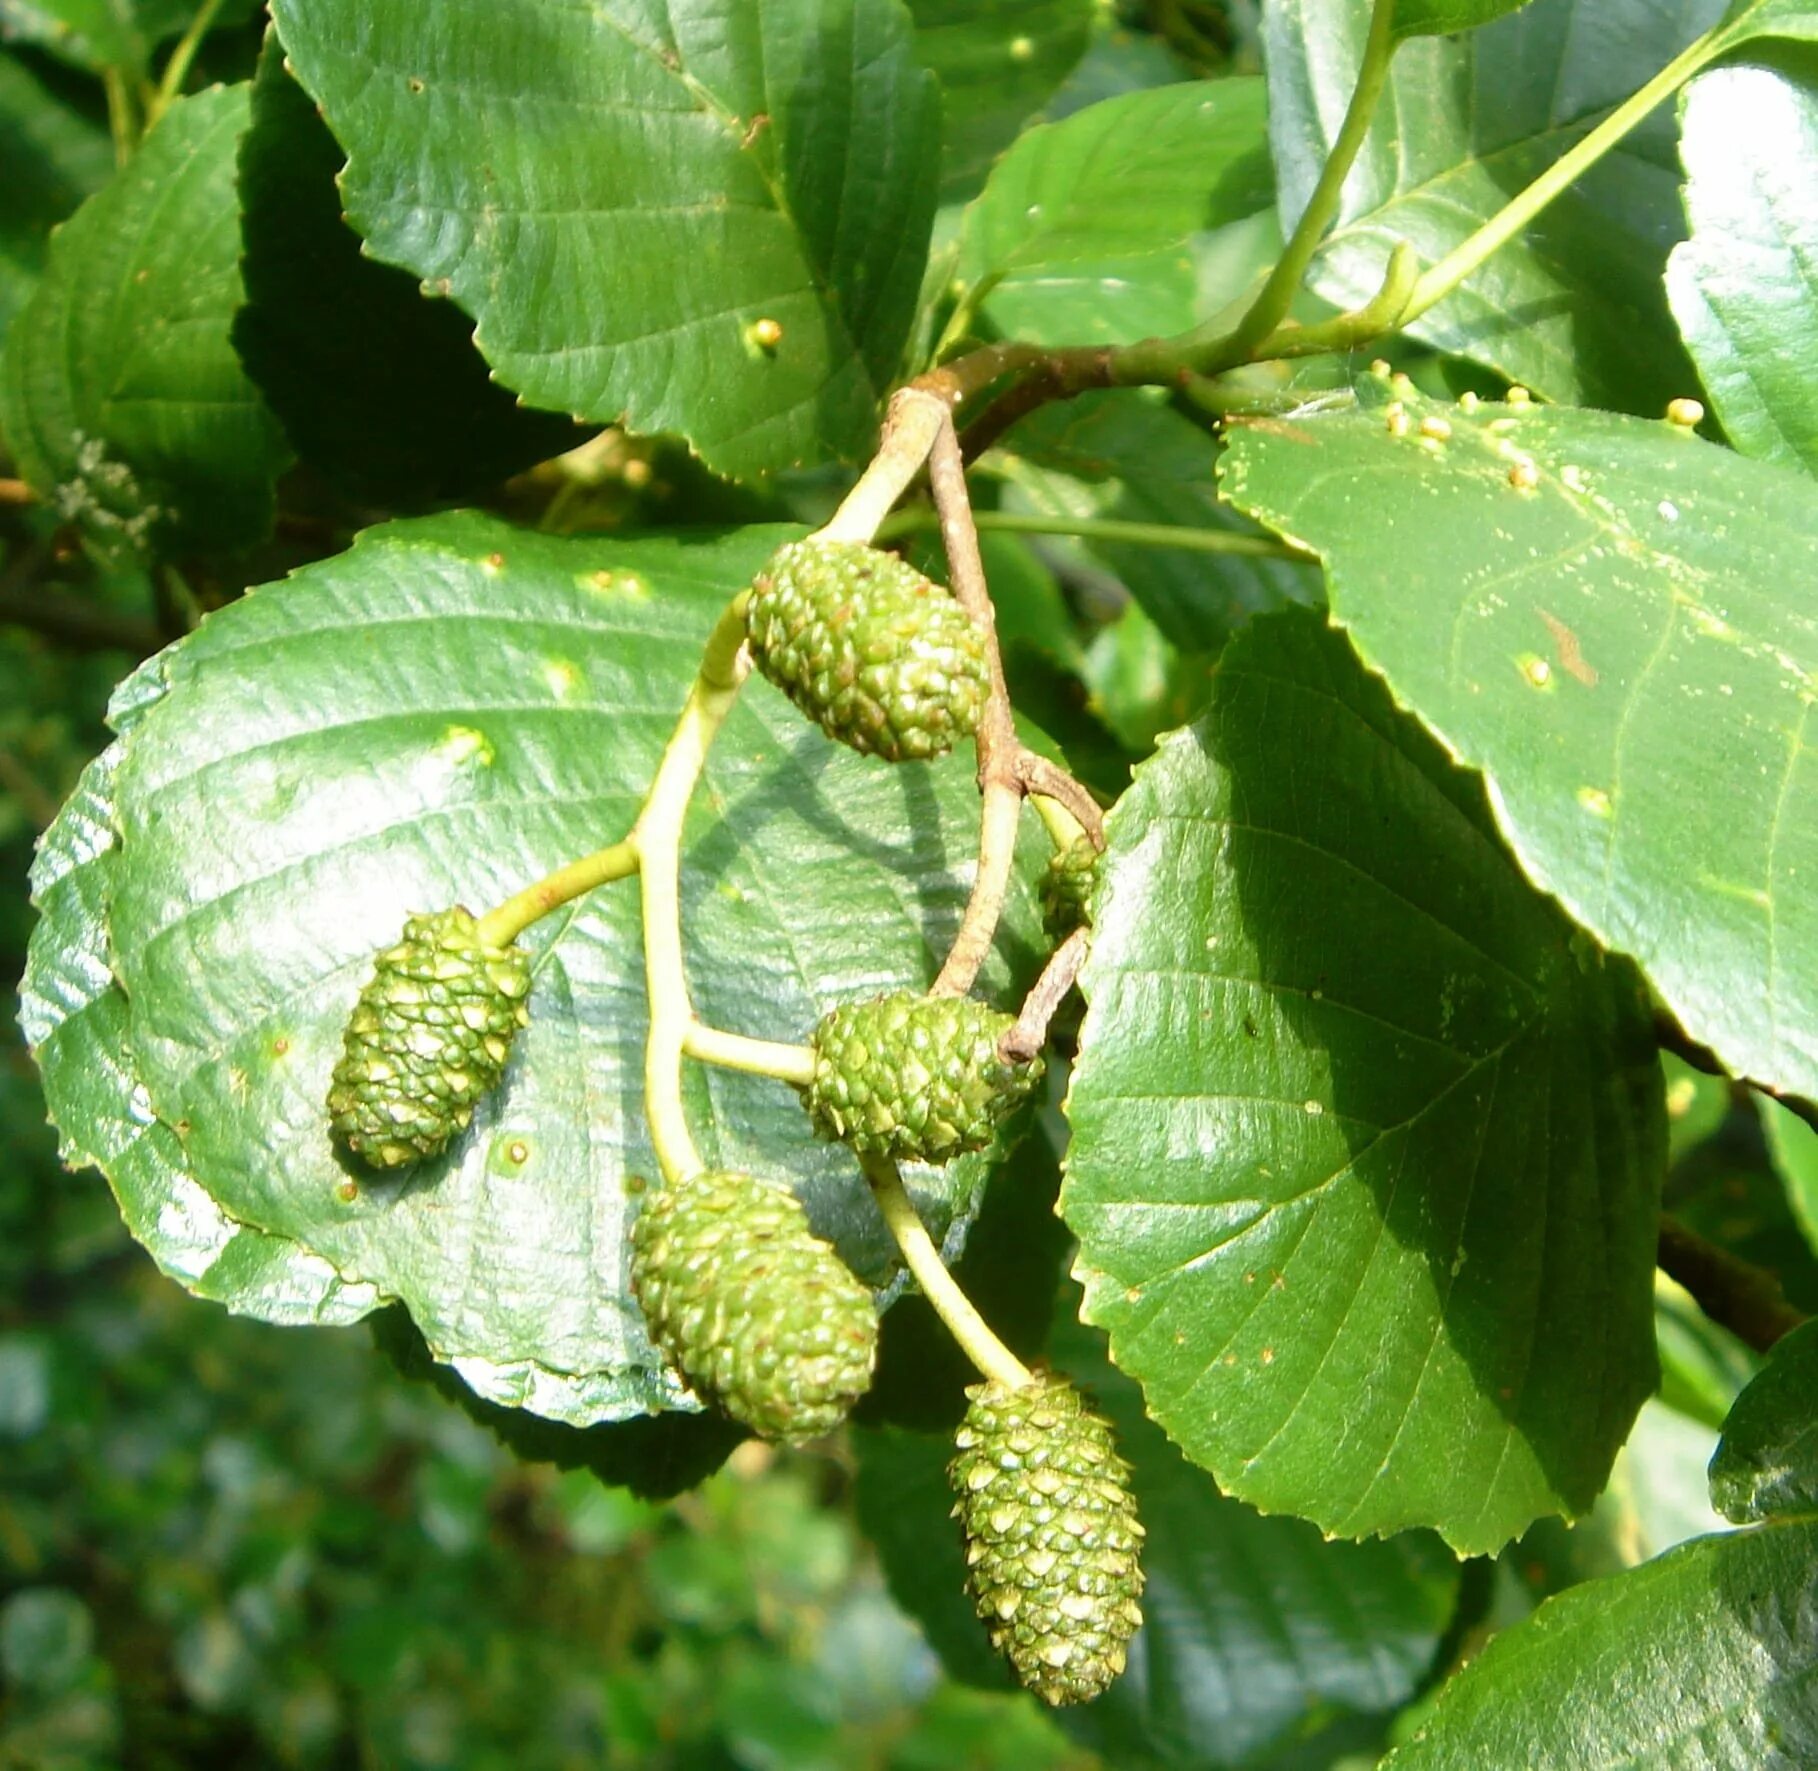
[0,582,162,655]
[1654,1010,1818,1138]
[914,400,1108,998]
[1001,928,1089,1064]
[926,409,1024,999]
[1017,753,1105,849]
[0,747,61,829]
[1657,1214,1807,1354]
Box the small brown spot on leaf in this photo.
[1539,609,1598,687]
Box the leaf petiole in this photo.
[634,594,755,1185]
[681,1024,815,1088]
[862,1155,1031,1390]
[1400,21,1736,325]
[475,838,640,950]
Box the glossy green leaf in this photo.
[234,35,581,507]
[1393,0,1537,34]
[268,0,939,482]
[0,83,288,558]
[1761,1097,1818,1256]
[856,1289,1461,1765]
[41,513,1048,1424]
[1385,1517,1818,1769]
[1063,608,1664,1554]
[953,81,1272,347]
[907,0,1094,200]
[1221,379,1818,1112]
[1710,1319,1818,1522]
[20,742,381,1326]
[993,391,1318,651]
[1668,55,1818,476]
[0,53,111,343]
[1263,0,1719,411]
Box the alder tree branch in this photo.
[1658,1215,1808,1355]
[0,582,162,656]
[1001,928,1090,1065]
[1653,1012,1818,1139]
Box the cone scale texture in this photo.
[803,991,1042,1164]
[746,539,990,762]
[949,1373,1145,1706]
[327,907,531,1169]
[630,1168,878,1443]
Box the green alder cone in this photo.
[629,1168,879,1444]
[1040,835,1099,941]
[326,907,532,1169]
[949,1371,1146,1706]
[802,991,1043,1164]
[745,538,990,762]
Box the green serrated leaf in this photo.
[1264,0,1720,411]
[1710,1318,1818,1522]
[0,82,288,558]
[267,0,939,482]
[20,742,381,1325]
[954,81,1272,347]
[1385,1517,1818,1769]
[233,33,581,508]
[907,0,1094,201]
[856,1285,1461,1765]
[1063,607,1664,1554]
[1220,380,1818,1116]
[1668,55,1818,476]
[0,52,111,345]
[993,391,1318,651]
[63,513,1047,1425]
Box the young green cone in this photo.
[630,1168,878,1443]
[801,991,1042,1165]
[327,907,531,1168]
[745,538,990,762]
[1040,835,1099,942]
[949,1372,1145,1706]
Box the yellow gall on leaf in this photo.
[748,317,784,351]
[1665,397,1705,429]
